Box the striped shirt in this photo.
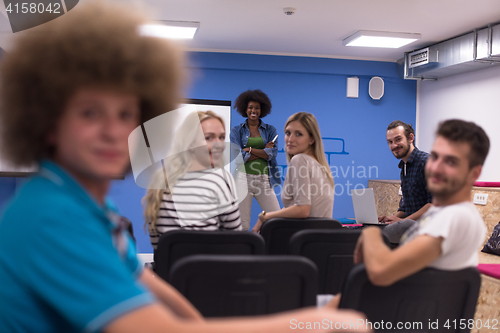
[150,168,242,249]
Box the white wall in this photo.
[417,65,500,181]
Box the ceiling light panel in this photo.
[139,21,200,39]
[343,30,421,48]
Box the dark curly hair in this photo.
[387,120,414,141]
[0,1,184,167]
[234,89,272,118]
[436,119,490,168]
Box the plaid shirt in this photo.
[398,147,432,216]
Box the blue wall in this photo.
[0,52,416,254]
[108,52,416,253]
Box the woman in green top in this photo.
[230,90,282,231]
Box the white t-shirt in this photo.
[401,201,486,270]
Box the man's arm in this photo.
[139,267,203,320]
[355,227,442,286]
[378,210,405,223]
[380,203,432,223]
[230,128,251,164]
[105,303,371,333]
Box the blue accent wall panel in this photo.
[0,52,416,253]
[177,52,416,246]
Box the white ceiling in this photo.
[138,0,500,62]
[1,0,500,62]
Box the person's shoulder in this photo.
[10,175,76,209]
[189,169,231,186]
[230,122,245,132]
[415,148,430,160]
[445,201,482,219]
[290,153,307,162]
[1,176,85,232]
[432,201,483,226]
[261,120,276,131]
[290,153,313,166]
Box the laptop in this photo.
[351,188,387,225]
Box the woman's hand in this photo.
[243,147,250,153]
[252,218,264,233]
[264,142,274,149]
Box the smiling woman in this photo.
[143,111,242,250]
[230,89,282,231]
[252,112,335,233]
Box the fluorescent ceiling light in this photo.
[343,30,421,48]
[139,21,199,39]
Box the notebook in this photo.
[351,188,387,225]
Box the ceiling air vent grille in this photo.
[408,48,437,68]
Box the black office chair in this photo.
[153,230,265,282]
[289,229,391,294]
[169,254,318,317]
[260,217,342,254]
[339,264,481,333]
[289,229,361,294]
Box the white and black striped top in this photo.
[150,168,242,249]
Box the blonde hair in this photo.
[142,110,225,233]
[284,112,334,188]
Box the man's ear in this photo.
[468,165,482,184]
[408,133,415,145]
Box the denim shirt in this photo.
[230,119,281,187]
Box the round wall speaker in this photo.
[369,76,384,100]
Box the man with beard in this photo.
[354,119,488,286]
[379,121,432,224]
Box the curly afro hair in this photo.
[234,89,272,118]
[0,1,184,167]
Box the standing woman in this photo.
[252,112,334,233]
[230,90,281,231]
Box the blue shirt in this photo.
[398,147,433,217]
[0,161,154,333]
[230,119,281,187]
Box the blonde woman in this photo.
[144,111,241,250]
[253,112,334,233]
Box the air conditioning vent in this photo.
[408,48,438,68]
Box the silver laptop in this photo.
[351,188,386,225]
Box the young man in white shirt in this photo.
[355,119,489,286]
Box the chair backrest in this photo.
[289,229,361,294]
[339,264,481,333]
[260,217,342,254]
[169,254,318,317]
[153,230,265,282]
